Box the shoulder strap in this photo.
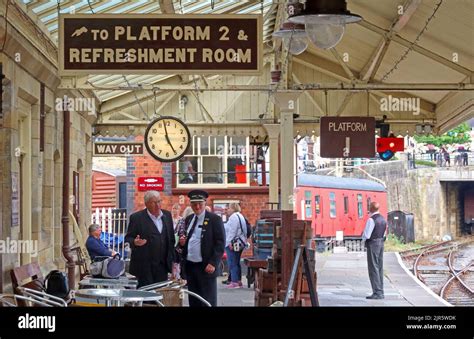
[236,213,245,237]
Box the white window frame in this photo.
[176,136,250,188]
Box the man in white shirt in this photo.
[180,190,225,306]
[362,201,387,299]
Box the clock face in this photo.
[144,116,191,162]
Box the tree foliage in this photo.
[414,123,471,147]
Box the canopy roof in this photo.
[19,0,474,135]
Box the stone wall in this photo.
[0,2,96,291]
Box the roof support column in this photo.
[273,91,301,293]
[263,124,280,209]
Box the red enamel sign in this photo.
[376,137,404,153]
[138,177,164,191]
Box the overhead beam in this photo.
[221,0,260,14]
[64,81,474,92]
[271,1,286,50]
[335,92,355,116]
[190,91,214,122]
[295,51,352,82]
[158,0,175,14]
[98,76,181,113]
[292,74,325,116]
[371,91,434,116]
[155,92,178,115]
[360,0,422,81]
[220,76,257,121]
[358,20,473,77]
[369,93,395,118]
[436,98,474,134]
[264,1,278,22]
[329,48,356,81]
[436,91,474,128]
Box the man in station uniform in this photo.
[362,201,387,299]
[125,190,175,288]
[179,190,225,306]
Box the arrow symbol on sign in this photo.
[71,26,88,37]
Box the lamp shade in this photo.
[288,0,362,25]
[272,22,308,55]
[288,0,362,50]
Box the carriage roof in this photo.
[297,174,386,192]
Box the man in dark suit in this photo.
[179,190,225,306]
[125,191,175,288]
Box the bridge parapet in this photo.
[438,166,474,181]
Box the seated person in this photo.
[179,156,196,183]
[85,224,116,261]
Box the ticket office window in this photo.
[176,136,249,187]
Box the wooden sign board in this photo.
[59,14,262,75]
[94,142,143,156]
[320,117,375,158]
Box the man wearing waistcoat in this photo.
[179,190,225,306]
[125,191,175,288]
[362,201,387,299]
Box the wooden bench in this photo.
[10,263,45,306]
[243,258,268,288]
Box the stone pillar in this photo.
[263,124,280,209]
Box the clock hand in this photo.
[163,121,177,154]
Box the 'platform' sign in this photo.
[59,14,262,75]
[320,117,375,158]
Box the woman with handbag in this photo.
[224,202,247,289]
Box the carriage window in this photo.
[305,191,312,218]
[357,194,363,219]
[315,195,320,214]
[367,197,371,212]
[344,196,349,214]
[329,192,336,218]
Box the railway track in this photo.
[400,237,474,306]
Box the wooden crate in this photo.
[254,291,275,307]
[255,268,280,292]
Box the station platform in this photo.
[315,251,450,307]
[218,251,450,306]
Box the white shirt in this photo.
[186,210,206,263]
[147,209,163,233]
[362,212,379,240]
[225,212,246,247]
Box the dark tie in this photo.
[187,215,199,240]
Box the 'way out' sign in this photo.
[94,142,143,156]
[320,117,375,158]
[59,14,262,75]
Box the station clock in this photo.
[144,116,191,162]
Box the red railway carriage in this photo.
[295,174,387,239]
